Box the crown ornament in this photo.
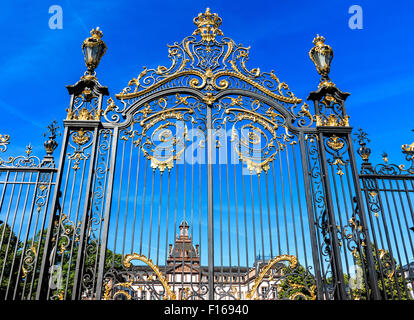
[193,8,223,42]
[312,34,326,47]
[90,27,103,39]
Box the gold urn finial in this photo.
[82,26,107,75]
[309,34,334,84]
[193,8,223,42]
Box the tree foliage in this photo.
[0,221,123,300]
[354,244,412,300]
[277,264,317,300]
[0,223,21,298]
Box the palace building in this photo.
[102,221,287,300]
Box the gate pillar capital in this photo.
[65,76,109,122]
[308,83,350,129]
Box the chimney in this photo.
[195,244,199,256]
[169,244,172,255]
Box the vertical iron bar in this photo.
[147,170,155,259]
[291,142,308,268]
[121,137,134,257]
[329,165,354,298]
[360,178,389,300]
[278,151,289,254]
[6,172,34,299]
[302,135,327,299]
[26,172,54,299]
[256,174,265,263]
[3,172,30,298]
[139,158,149,256]
[131,139,142,254]
[156,171,163,267]
[271,161,281,256]
[233,157,241,298]
[112,139,126,263]
[346,133,381,299]
[375,178,401,299]
[95,126,119,300]
[265,172,273,259]
[206,105,214,300]
[36,126,69,299]
[317,132,347,299]
[72,126,100,299]
[285,144,299,259]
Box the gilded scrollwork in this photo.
[0,144,42,168]
[215,96,295,175]
[377,249,395,281]
[81,128,113,298]
[48,213,82,300]
[305,134,337,299]
[67,128,93,171]
[109,8,312,128]
[339,197,368,259]
[116,95,203,173]
[123,253,177,300]
[355,129,414,176]
[314,95,349,127]
[53,214,81,256]
[67,87,102,121]
[245,255,317,300]
[21,246,37,280]
[246,255,297,299]
[325,135,348,176]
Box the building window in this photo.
[272,287,277,300]
[141,290,147,300]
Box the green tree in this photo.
[0,218,124,300]
[41,237,123,299]
[277,264,317,300]
[354,245,412,300]
[0,222,22,298]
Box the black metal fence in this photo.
[356,132,414,300]
[0,141,57,300]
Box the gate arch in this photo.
[91,8,319,300]
[31,8,381,301]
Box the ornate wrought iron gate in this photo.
[0,9,412,300]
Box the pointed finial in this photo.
[43,120,60,156]
[354,128,371,163]
[25,144,33,156]
[0,134,10,153]
[401,129,414,156]
[382,152,388,164]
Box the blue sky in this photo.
[0,0,412,166]
[1,0,414,274]
[1,1,414,167]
